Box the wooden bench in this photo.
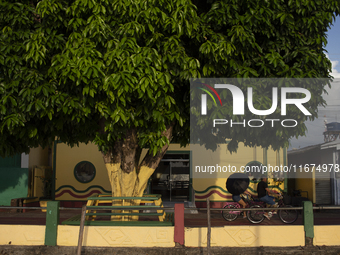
[62,194,174,226]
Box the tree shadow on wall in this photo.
[0,167,28,206]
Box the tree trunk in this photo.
[102,124,174,220]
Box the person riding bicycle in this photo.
[257,176,278,220]
[232,191,250,219]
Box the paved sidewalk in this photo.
[1,245,340,255]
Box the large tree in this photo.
[0,0,339,198]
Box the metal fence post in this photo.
[44,201,60,246]
[77,205,87,255]
[174,203,184,245]
[303,201,314,246]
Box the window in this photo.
[74,161,96,183]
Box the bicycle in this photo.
[222,193,298,224]
[222,194,264,223]
[247,193,299,224]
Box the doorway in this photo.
[150,152,190,202]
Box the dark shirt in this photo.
[257,181,268,198]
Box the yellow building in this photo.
[288,141,340,206]
[52,141,286,208]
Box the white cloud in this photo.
[331,59,340,78]
[326,54,340,78]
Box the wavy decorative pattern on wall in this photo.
[195,185,229,194]
[55,185,111,199]
[55,185,111,193]
[194,182,260,195]
[194,186,231,201]
[195,189,232,200]
[194,184,283,201]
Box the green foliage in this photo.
[190,78,330,152]
[191,0,339,152]
[0,0,339,157]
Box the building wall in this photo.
[192,143,286,207]
[28,147,49,169]
[0,167,28,206]
[54,142,111,200]
[288,146,333,205]
[54,142,190,201]
[28,147,50,198]
[294,178,315,203]
[53,142,286,204]
[0,146,49,205]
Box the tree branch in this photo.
[121,128,138,173]
[140,123,175,170]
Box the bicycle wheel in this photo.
[222,204,238,221]
[279,205,298,224]
[247,205,265,224]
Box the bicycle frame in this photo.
[222,201,265,210]
[221,202,241,215]
[222,197,264,215]
[251,194,298,224]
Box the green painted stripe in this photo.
[195,185,229,194]
[247,187,256,193]
[87,205,162,209]
[268,185,284,192]
[88,196,158,200]
[195,200,232,202]
[195,183,283,195]
[86,213,163,216]
[195,185,255,194]
[55,185,111,193]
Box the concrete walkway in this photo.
[1,245,340,255]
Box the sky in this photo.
[288,18,340,150]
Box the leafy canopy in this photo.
[0,0,339,157]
